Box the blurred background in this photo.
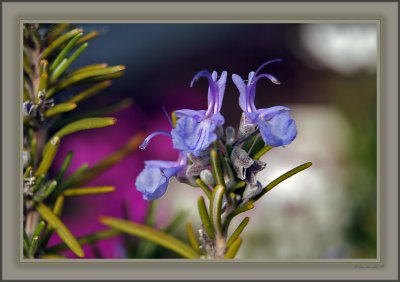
[48,23,377,259]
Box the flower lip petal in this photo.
[190,70,220,117]
[232,73,248,112]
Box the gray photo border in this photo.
[2,1,398,280]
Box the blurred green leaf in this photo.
[49,32,83,72]
[100,217,200,259]
[54,99,133,130]
[44,102,77,118]
[50,43,89,82]
[195,178,212,199]
[253,162,313,202]
[68,80,111,104]
[76,31,99,45]
[73,133,144,186]
[224,237,242,259]
[47,24,71,44]
[45,229,120,254]
[62,186,115,197]
[53,117,116,139]
[210,149,225,188]
[197,196,215,240]
[210,184,225,235]
[23,54,33,77]
[135,201,156,258]
[35,202,84,258]
[40,254,66,259]
[34,136,60,177]
[163,210,188,234]
[23,230,30,256]
[226,217,249,248]
[55,163,89,195]
[41,28,83,59]
[55,152,73,182]
[30,131,37,164]
[186,222,200,254]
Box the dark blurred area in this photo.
[48,23,377,259]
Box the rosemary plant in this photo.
[22,23,132,259]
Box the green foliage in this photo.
[22,23,132,259]
[100,217,200,259]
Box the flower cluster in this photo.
[135,60,297,201]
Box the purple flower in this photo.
[232,59,297,147]
[171,70,227,156]
[135,131,187,200]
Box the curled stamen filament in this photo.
[139,130,172,150]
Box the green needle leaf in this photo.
[33,180,58,202]
[44,102,77,118]
[62,186,115,197]
[46,65,125,98]
[55,152,73,182]
[252,145,273,160]
[54,163,89,196]
[163,209,188,234]
[195,178,212,199]
[38,60,49,95]
[210,184,225,235]
[223,202,254,233]
[233,181,246,191]
[226,217,249,248]
[72,133,144,186]
[28,220,46,257]
[224,237,243,259]
[100,217,200,259]
[23,166,32,178]
[197,196,215,240]
[45,229,120,254]
[186,222,200,253]
[35,203,84,258]
[53,195,65,217]
[23,230,30,256]
[50,43,89,82]
[49,33,83,72]
[72,63,108,75]
[210,149,225,188]
[76,31,99,45]
[34,136,60,177]
[39,195,65,248]
[68,80,112,104]
[53,117,117,139]
[253,162,313,202]
[41,28,83,59]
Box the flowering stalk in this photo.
[128,61,312,259]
